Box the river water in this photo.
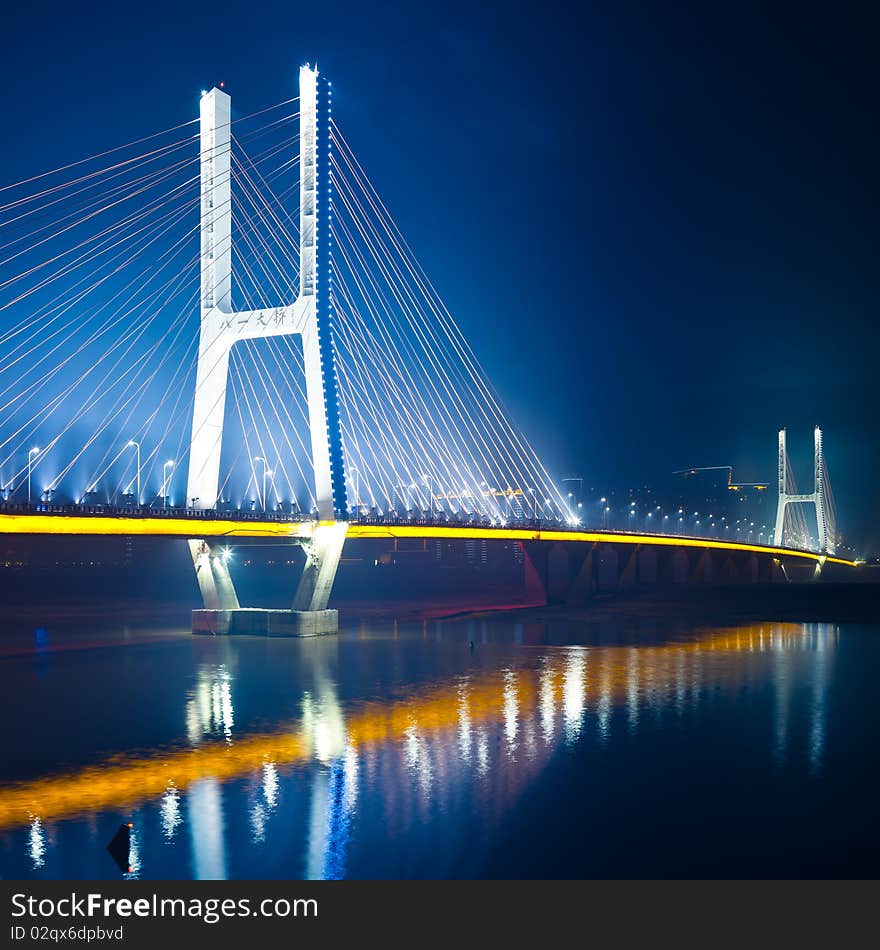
[1,613,877,878]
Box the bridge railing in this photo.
[0,502,313,523]
[345,512,824,552]
[0,502,828,554]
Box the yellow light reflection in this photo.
[0,623,834,832]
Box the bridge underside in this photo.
[0,515,866,634]
[0,512,861,614]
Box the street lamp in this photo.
[127,440,141,503]
[254,456,269,512]
[350,465,360,515]
[422,473,433,517]
[162,460,174,509]
[27,447,39,505]
[267,468,279,512]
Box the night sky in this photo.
[2,1,877,547]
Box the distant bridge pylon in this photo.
[774,426,836,554]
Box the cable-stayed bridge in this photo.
[0,65,856,629]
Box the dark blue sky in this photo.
[2,1,877,546]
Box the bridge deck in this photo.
[0,512,857,566]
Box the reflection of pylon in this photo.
[773,427,833,553]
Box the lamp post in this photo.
[422,473,433,518]
[27,447,39,505]
[254,456,269,512]
[350,465,360,515]
[266,468,278,512]
[127,440,141,503]
[162,460,174,509]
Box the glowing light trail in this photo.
[0,513,858,566]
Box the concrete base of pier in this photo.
[192,607,338,637]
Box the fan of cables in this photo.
[0,94,573,524]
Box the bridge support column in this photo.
[758,555,785,584]
[521,541,548,604]
[618,545,639,590]
[188,539,239,611]
[293,522,348,612]
[656,546,678,585]
[687,549,711,585]
[191,530,343,637]
[718,554,741,584]
[566,542,598,604]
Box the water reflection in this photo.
[503,670,519,751]
[539,663,555,741]
[809,625,832,773]
[0,621,849,879]
[125,827,141,880]
[772,644,793,765]
[186,665,234,744]
[159,783,182,840]
[28,816,45,869]
[188,778,226,880]
[563,650,586,742]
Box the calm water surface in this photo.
[1,614,878,878]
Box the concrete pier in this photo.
[192,608,338,637]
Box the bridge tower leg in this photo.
[187,65,348,632]
[814,426,829,554]
[773,428,787,548]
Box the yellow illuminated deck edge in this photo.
[0,514,857,565]
[345,523,858,566]
[0,513,313,539]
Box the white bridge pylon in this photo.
[187,65,346,613]
[189,66,332,517]
[774,426,834,555]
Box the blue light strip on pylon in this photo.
[316,75,348,518]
